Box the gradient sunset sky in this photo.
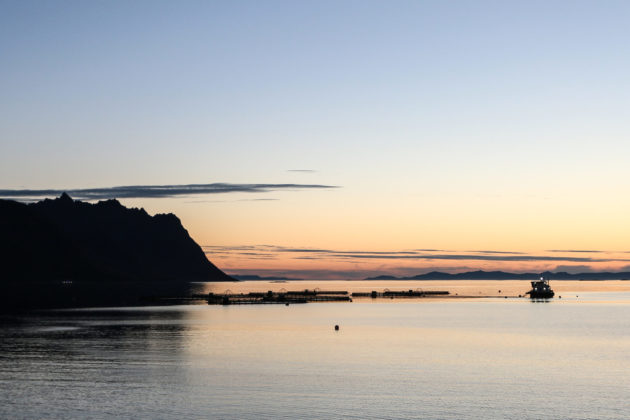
[2,1,630,278]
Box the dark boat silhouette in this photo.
[526,276,555,299]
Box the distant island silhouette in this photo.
[0,193,233,283]
[365,270,630,280]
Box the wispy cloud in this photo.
[0,183,339,201]
[330,254,621,262]
[203,245,630,264]
[466,250,526,255]
[287,169,317,173]
[225,268,378,280]
[547,250,605,253]
[206,245,630,279]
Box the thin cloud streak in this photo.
[547,249,605,253]
[0,183,339,201]
[331,254,626,263]
[202,245,629,264]
[467,250,526,255]
[226,268,377,280]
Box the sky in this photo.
[2,0,630,278]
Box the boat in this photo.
[526,276,555,299]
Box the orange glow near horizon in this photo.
[4,0,630,282]
[202,245,630,279]
[115,194,630,279]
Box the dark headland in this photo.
[0,194,232,310]
[366,270,630,280]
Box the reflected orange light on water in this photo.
[201,280,630,300]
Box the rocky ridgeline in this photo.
[0,193,232,282]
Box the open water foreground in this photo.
[1,281,630,419]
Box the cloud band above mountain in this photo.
[0,183,339,201]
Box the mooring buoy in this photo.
[334,325,339,331]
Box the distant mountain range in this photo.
[366,270,630,280]
[0,193,233,283]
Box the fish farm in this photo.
[196,288,451,305]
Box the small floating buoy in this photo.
[334,325,339,331]
[559,296,562,299]
[285,303,289,306]
[504,296,507,299]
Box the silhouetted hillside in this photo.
[0,194,233,283]
[365,270,630,280]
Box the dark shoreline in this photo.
[0,281,207,313]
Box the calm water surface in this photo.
[1,281,629,419]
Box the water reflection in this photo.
[0,307,193,419]
[2,284,630,419]
[202,280,630,304]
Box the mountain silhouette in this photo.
[0,194,233,283]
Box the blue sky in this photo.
[2,1,630,276]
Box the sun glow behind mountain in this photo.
[2,1,630,278]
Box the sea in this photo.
[1,280,629,419]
